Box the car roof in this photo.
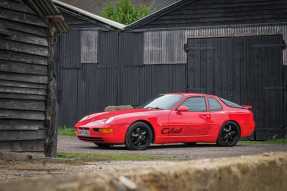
[166,92,212,97]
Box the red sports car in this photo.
[74,93,255,150]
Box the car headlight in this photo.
[105,117,115,124]
[86,119,107,127]
[80,115,89,122]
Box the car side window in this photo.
[182,97,206,112]
[208,98,223,111]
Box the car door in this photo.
[206,96,226,136]
[168,96,210,137]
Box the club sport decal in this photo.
[161,128,183,135]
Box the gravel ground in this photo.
[0,136,287,184]
[0,136,286,184]
[0,159,176,184]
[58,136,287,160]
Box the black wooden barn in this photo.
[0,0,68,156]
[53,0,125,129]
[56,0,287,140]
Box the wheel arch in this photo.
[228,120,241,135]
[216,120,242,146]
[128,120,155,143]
[218,120,242,139]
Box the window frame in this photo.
[220,98,242,108]
[142,94,184,110]
[207,97,223,112]
[178,96,208,112]
[80,30,98,64]
[143,31,187,65]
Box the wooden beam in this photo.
[0,99,45,111]
[0,140,44,152]
[0,129,47,141]
[0,120,45,131]
[44,22,57,157]
[0,50,48,65]
[0,8,47,27]
[0,23,10,36]
[3,20,47,37]
[0,72,48,84]
[0,86,46,95]
[5,30,48,46]
[0,39,48,57]
[0,79,47,89]
[0,0,36,15]
[0,93,45,101]
[0,60,48,75]
[0,109,45,120]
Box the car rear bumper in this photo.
[241,120,256,137]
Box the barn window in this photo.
[144,31,186,65]
[80,31,98,63]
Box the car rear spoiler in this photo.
[241,105,253,110]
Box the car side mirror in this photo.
[177,105,189,112]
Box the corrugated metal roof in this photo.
[57,0,180,15]
[53,0,126,30]
[23,0,69,32]
[126,0,185,30]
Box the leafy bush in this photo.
[101,0,150,25]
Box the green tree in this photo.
[101,0,150,25]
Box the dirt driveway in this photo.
[0,136,286,184]
[58,136,287,160]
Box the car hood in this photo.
[75,108,151,127]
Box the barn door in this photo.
[185,35,286,140]
[246,35,285,139]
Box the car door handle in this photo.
[200,114,211,120]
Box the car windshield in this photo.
[143,94,183,110]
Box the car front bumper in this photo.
[75,124,129,144]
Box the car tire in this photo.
[125,122,153,150]
[95,143,112,149]
[184,142,197,146]
[217,121,241,147]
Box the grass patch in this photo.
[241,138,287,145]
[57,152,169,161]
[58,127,75,137]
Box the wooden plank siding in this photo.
[0,0,49,151]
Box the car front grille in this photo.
[78,136,104,143]
[79,127,89,130]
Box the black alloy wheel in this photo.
[184,142,197,146]
[125,122,153,150]
[95,143,113,149]
[217,121,241,146]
